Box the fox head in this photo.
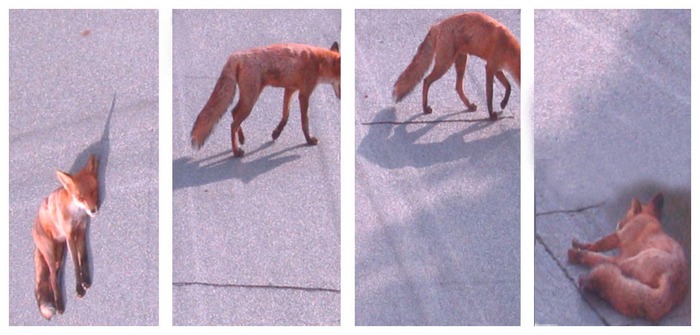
[617,192,664,230]
[56,155,99,217]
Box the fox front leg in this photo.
[298,91,318,145]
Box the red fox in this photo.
[190,42,341,157]
[32,155,99,320]
[393,12,520,120]
[567,193,688,321]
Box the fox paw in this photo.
[467,103,477,112]
[76,285,86,298]
[272,129,282,140]
[500,100,508,109]
[423,105,433,114]
[489,112,499,121]
[571,238,588,250]
[568,248,583,264]
[307,137,319,146]
[233,148,245,158]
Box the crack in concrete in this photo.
[535,233,579,287]
[535,201,606,217]
[536,221,610,325]
[173,281,340,294]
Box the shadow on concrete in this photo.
[69,92,115,208]
[534,9,690,326]
[173,142,308,190]
[356,186,520,325]
[357,107,518,170]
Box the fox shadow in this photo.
[68,93,114,208]
[173,142,306,190]
[357,107,518,170]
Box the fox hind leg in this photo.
[273,88,295,140]
[229,86,260,157]
[495,71,511,110]
[485,65,498,120]
[423,56,451,114]
[230,113,248,157]
[454,54,477,112]
[238,125,245,145]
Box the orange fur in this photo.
[568,193,688,321]
[190,42,341,157]
[33,155,99,320]
[393,12,520,120]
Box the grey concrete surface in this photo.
[534,10,691,326]
[171,10,341,326]
[355,10,521,326]
[8,10,159,325]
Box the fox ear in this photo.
[650,192,664,216]
[330,42,339,52]
[629,198,642,216]
[56,170,75,192]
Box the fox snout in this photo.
[85,207,98,218]
[84,200,99,217]
[72,195,98,218]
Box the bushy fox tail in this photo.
[583,263,684,322]
[190,57,239,149]
[34,248,55,320]
[392,28,438,102]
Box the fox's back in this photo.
[617,214,682,257]
[36,187,92,236]
[34,188,72,241]
[617,213,687,294]
[436,12,519,64]
[231,43,340,87]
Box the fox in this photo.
[567,193,688,322]
[393,12,520,120]
[190,42,341,157]
[32,155,99,320]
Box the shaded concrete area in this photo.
[355,9,521,326]
[534,9,690,326]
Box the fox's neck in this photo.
[57,188,91,220]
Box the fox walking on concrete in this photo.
[393,12,520,120]
[32,155,99,320]
[190,42,341,157]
